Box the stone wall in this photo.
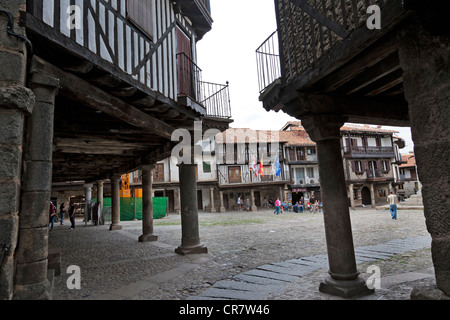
[277,0,384,84]
[0,0,33,300]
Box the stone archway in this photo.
[361,186,372,206]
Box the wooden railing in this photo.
[26,0,181,101]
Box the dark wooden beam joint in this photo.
[284,92,410,126]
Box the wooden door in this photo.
[177,27,193,98]
[197,189,203,210]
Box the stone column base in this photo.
[319,275,374,298]
[175,244,208,255]
[411,285,450,300]
[109,224,122,231]
[138,234,158,242]
[219,207,226,213]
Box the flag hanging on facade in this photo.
[258,157,264,177]
[251,155,257,178]
[275,154,281,176]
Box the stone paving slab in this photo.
[192,234,432,300]
[233,273,287,286]
[244,269,298,282]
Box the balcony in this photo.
[218,165,289,186]
[256,0,411,127]
[343,146,395,158]
[177,53,232,119]
[256,30,281,94]
[177,0,213,40]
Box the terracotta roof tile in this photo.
[399,154,416,168]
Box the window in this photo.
[381,160,390,173]
[307,147,316,155]
[127,0,154,39]
[153,163,164,182]
[260,165,273,182]
[203,161,211,173]
[228,166,241,183]
[296,148,305,160]
[353,160,363,173]
[288,148,295,161]
[306,167,314,178]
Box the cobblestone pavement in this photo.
[50,207,435,300]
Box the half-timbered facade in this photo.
[0,0,231,300]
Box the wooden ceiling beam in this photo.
[31,56,176,140]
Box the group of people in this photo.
[237,196,251,212]
[48,201,77,231]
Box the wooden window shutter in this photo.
[127,0,154,39]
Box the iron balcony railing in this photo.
[200,81,232,119]
[256,30,281,93]
[177,52,203,101]
[177,52,232,119]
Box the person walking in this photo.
[387,191,399,220]
[274,198,281,215]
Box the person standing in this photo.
[69,204,76,229]
[274,198,281,215]
[237,196,242,211]
[59,202,66,225]
[387,191,399,220]
[48,201,56,231]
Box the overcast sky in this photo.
[196,0,414,153]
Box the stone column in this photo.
[175,164,207,255]
[302,115,373,298]
[109,175,122,231]
[349,184,355,210]
[219,190,226,213]
[174,188,181,214]
[0,85,34,300]
[209,188,216,213]
[0,1,36,299]
[96,180,104,224]
[14,73,59,300]
[250,189,257,212]
[139,165,157,242]
[84,183,93,225]
[369,184,376,208]
[398,22,450,298]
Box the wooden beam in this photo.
[337,52,401,95]
[283,92,410,126]
[31,56,176,140]
[316,33,400,93]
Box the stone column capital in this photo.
[141,164,155,171]
[301,114,347,142]
[110,174,122,181]
[0,85,35,114]
[29,73,60,89]
[29,73,60,104]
